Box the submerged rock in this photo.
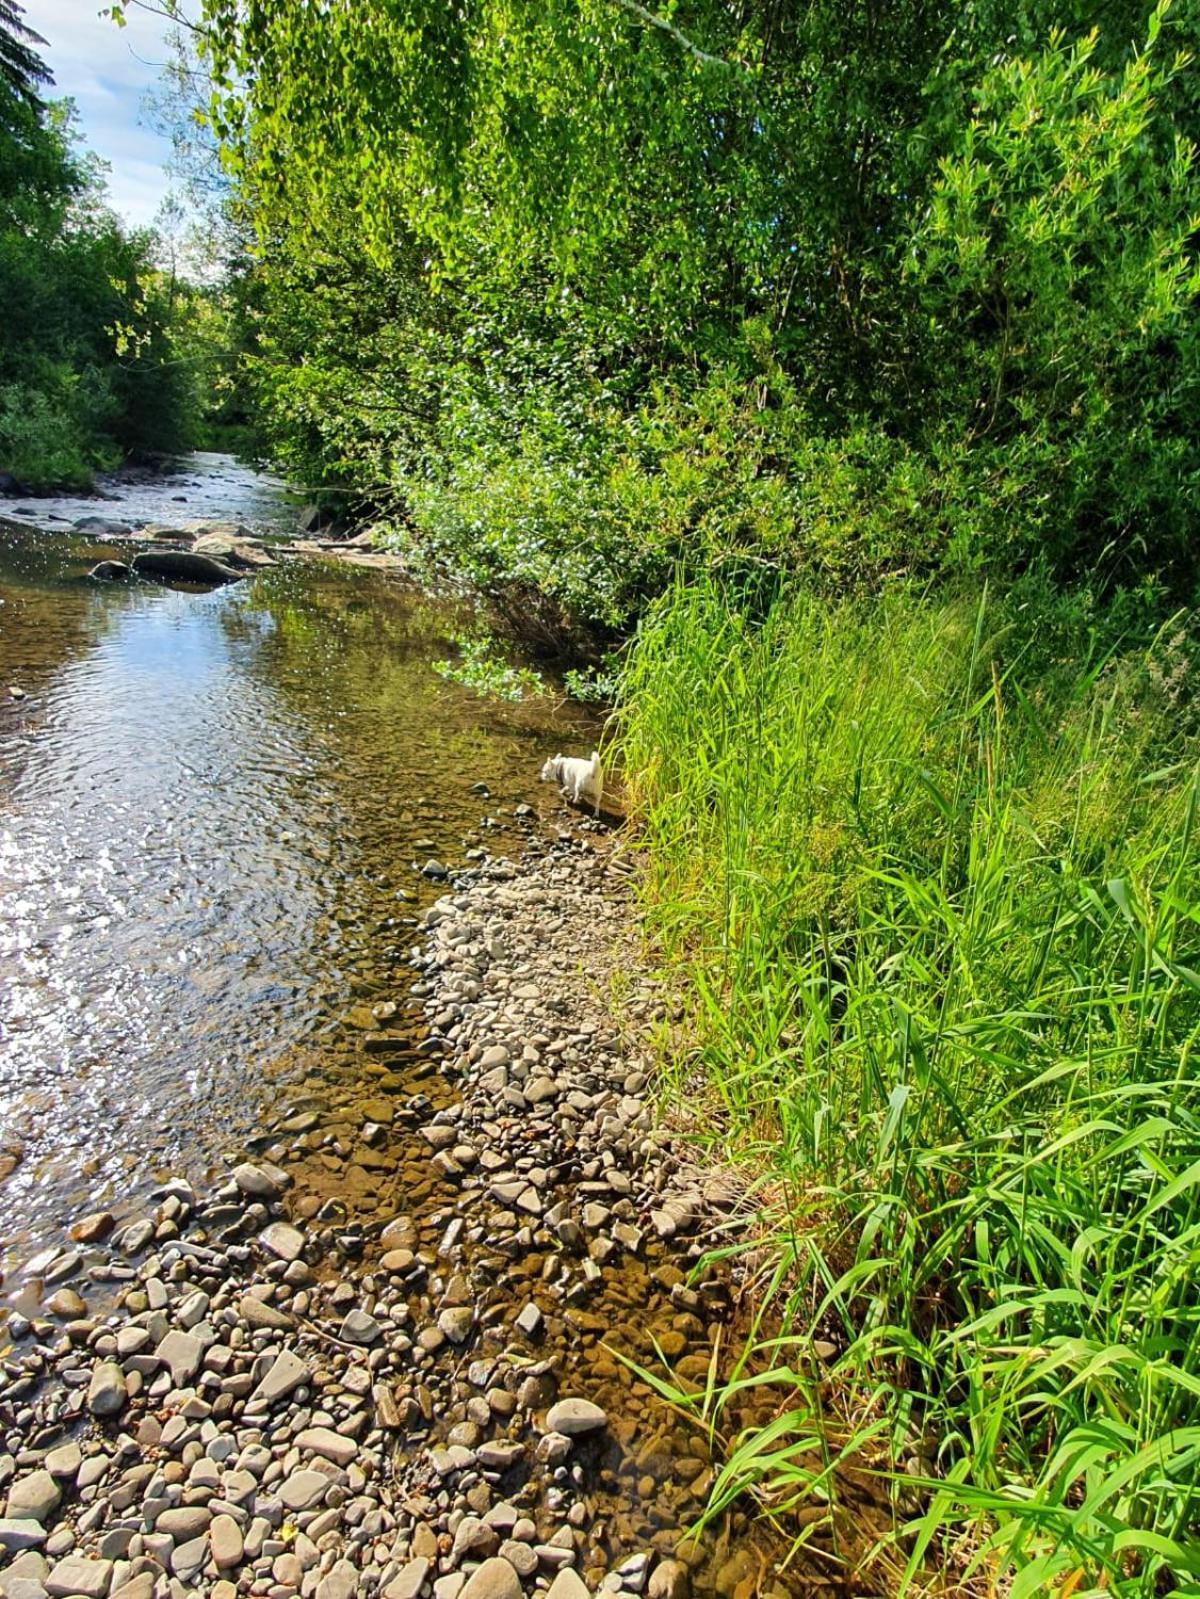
[87,560,131,581]
[130,549,244,586]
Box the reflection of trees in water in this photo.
[215,561,601,1008]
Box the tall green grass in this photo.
[617,576,1200,1596]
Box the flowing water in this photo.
[0,455,596,1280]
[0,457,887,1596]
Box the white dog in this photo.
[540,750,604,816]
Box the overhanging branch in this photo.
[611,0,748,73]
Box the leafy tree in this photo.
[0,0,48,104]
[0,76,213,486]
[177,0,1200,623]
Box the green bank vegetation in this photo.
[103,0,1200,1588]
[619,579,1200,1594]
[0,3,239,489]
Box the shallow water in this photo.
[2,450,300,536]
[0,456,595,1281]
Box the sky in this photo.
[31,0,181,228]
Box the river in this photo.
[0,454,595,1284]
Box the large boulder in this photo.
[193,531,274,569]
[131,550,243,586]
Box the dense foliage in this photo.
[194,0,1199,626]
[0,3,209,488]
[153,0,1200,1588]
[620,579,1200,1595]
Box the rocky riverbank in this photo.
[0,831,765,1599]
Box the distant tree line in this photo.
[0,1,221,489]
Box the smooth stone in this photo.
[156,1506,211,1539]
[5,1576,50,1599]
[87,1360,127,1416]
[44,1445,81,1479]
[279,1470,327,1511]
[155,1329,203,1385]
[384,1558,430,1599]
[438,1307,474,1344]
[45,1289,87,1318]
[233,1162,283,1198]
[210,1513,244,1569]
[546,1574,591,1599]
[545,1398,607,1436]
[339,1309,380,1345]
[111,1577,155,1599]
[45,1556,114,1599]
[317,1560,360,1599]
[380,1217,418,1250]
[4,1472,60,1527]
[647,1561,690,1599]
[69,1210,116,1243]
[451,1516,499,1560]
[0,1520,47,1551]
[458,1559,522,1599]
[295,1427,357,1467]
[250,1349,309,1405]
[171,1532,209,1578]
[239,1293,293,1331]
[259,1222,305,1261]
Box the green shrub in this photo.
[0,375,107,488]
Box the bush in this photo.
[0,374,110,488]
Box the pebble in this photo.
[5,1471,61,1524]
[547,1573,592,1599]
[339,1307,381,1344]
[156,1328,203,1385]
[0,1519,47,1551]
[251,1348,309,1405]
[259,1220,305,1261]
[86,1360,127,1417]
[45,1555,114,1598]
[545,1398,608,1436]
[233,1160,284,1197]
[295,1427,358,1466]
[648,1560,691,1599]
[458,1558,523,1599]
[0,842,739,1599]
[385,1557,431,1599]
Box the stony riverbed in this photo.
[0,830,786,1599]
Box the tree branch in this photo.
[611,0,748,73]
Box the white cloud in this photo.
[29,0,181,228]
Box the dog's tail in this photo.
[588,749,602,772]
